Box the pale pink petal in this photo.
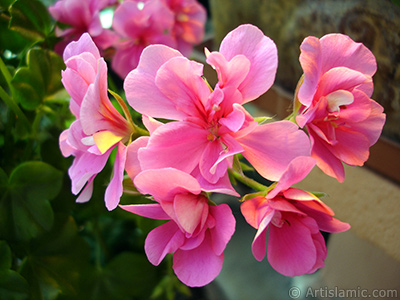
[173,232,224,287]
[119,203,170,220]
[142,115,163,135]
[133,168,202,202]
[219,103,247,133]
[124,45,186,120]
[218,24,278,102]
[104,143,127,211]
[59,129,75,157]
[63,32,100,61]
[266,156,316,199]
[138,121,208,174]
[76,176,95,203]
[268,215,318,276]
[209,204,236,256]
[145,221,185,266]
[237,121,311,181]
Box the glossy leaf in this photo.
[0,161,62,242]
[9,0,52,43]
[0,241,29,300]
[12,48,64,110]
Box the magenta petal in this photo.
[268,215,318,276]
[75,176,94,203]
[124,45,186,120]
[119,203,170,220]
[145,221,185,266]
[173,232,224,287]
[134,168,202,201]
[218,24,278,102]
[238,121,311,181]
[104,143,127,211]
[209,204,236,256]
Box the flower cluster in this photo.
[49,0,207,78]
[59,23,385,287]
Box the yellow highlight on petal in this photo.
[93,131,123,154]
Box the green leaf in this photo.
[19,214,91,300]
[81,252,161,300]
[12,48,64,110]
[9,0,52,43]
[0,241,29,300]
[0,161,62,242]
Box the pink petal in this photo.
[173,193,208,235]
[209,204,236,256]
[251,209,274,261]
[319,33,377,77]
[192,167,239,196]
[104,143,127,211]
[298,36,321,107]
[119,203,170,220]
[238,121,311,181]
[173,231,224,287]
[268,215,318,276]
[217,24,278,102]
[155,56,210,119]
[145,221,185,266]
[63,32,100,61]
[267,156,316,199]
[138,121,208,175]
[133,168,202,202]
[75,176,95,203]
[308,130,345,182]
[124,45,186,120]
[125,136,149,181]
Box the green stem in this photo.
[0,57,12,89]
[0,85,31,132]
[229,169,269,192]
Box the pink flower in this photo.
[241,157,350,276]
[110,0,176,78]
[124,24,311,194]
[49,0,118,54]
[59,33,134,210]
[295,34,386,182]
[120,168,236,287]
[164,0,207,56]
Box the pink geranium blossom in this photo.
[124,24,311,195]
[241,157,350,276]
[59,33,134,210]
[120,168,236,287]
[49,0,118,54]
[110,0,177,78]
[295,33,386,182]
[164,0,207,56]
